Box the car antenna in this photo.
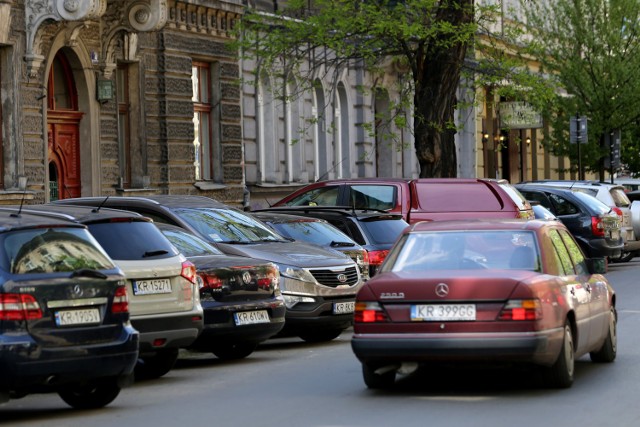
[92,195,110,213]
[11,179,28,218]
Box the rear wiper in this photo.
[224,240,253,244]
[142,249,169,258]
[70,269,107,279]
[330,241,355,247]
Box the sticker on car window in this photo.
[208,233,223,241]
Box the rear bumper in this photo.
[351,329,564,367]
[0,325,138,391]
[580,237,623,258]
[132,309,203,354]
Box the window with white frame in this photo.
[192,62,213,181]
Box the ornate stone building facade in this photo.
[0,0,246,205]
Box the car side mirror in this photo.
[586,257,607,274]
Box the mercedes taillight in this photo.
[0,294,42,320]
[354,301,389,323]
[111,285,129,314]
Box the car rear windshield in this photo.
[573,191,613,214]
[87,220,179,261]
[359,217,409,244]
[609,188,631,208]
[160,227,223,257]
[0,226,116,274]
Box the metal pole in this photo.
[576,113,582,180]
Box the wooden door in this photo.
[48,111,82,199]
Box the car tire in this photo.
[616,252,635,263]
[58,379,121,409]
[298,328,344,343]
[544,322,575,388]
[362,363,396,389]
[590,307,617,363]
[136,348,180,379]
[212,342,257,360]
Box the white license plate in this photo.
[133,278,172,295]
[55,308,101,326]
[333,301,355,314]
[234,310,270,326]
[411,304,476,321]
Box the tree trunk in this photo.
[413,0,473,178]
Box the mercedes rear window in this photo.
[1,227,115,274]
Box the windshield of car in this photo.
[176,208,285,243]
[1,227,116,274]
[159,227,223,257]
[88,221,180,261]
[383,230,540,272]
[271,219,356,246]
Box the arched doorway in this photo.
[47,51,83,200]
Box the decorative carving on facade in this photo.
[24,0,168,78]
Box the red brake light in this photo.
[181,261,197,284]
[591,216,605,237]
[612,207,623,220]
[498,299,541,320]
[0,294,42,320]
[354,301,388,322]
[367,250,389,266]
[111,285,129,314]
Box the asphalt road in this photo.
[3,259,640,427]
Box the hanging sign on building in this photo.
[499,102,543,129]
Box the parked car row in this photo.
[1,195,380,408]
[0,178,621,408]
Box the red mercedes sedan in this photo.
[351,219,617,389]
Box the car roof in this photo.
[54,195,230,210]
[0,208,87,232]
[1,204,145,224]
[520,180,625,191]
[408,218,548,233]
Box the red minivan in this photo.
[274,178,534,224]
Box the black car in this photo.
[8,204,205,379]
[515,184,624,259]
[252,211,370,280]
[0,208,138,409]
[250,207,409,276]
[156,223,286,359]
[53,196,365,343]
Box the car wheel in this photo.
[544,322,575,388]
[298,328,344,343]
[58,379,121,409]
[212,342,257,360]
[362,363,396,389]
[136,348,180,379]
[590,307,617,363]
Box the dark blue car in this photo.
[0,209,138,409]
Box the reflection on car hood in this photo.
[216,241,352,267]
